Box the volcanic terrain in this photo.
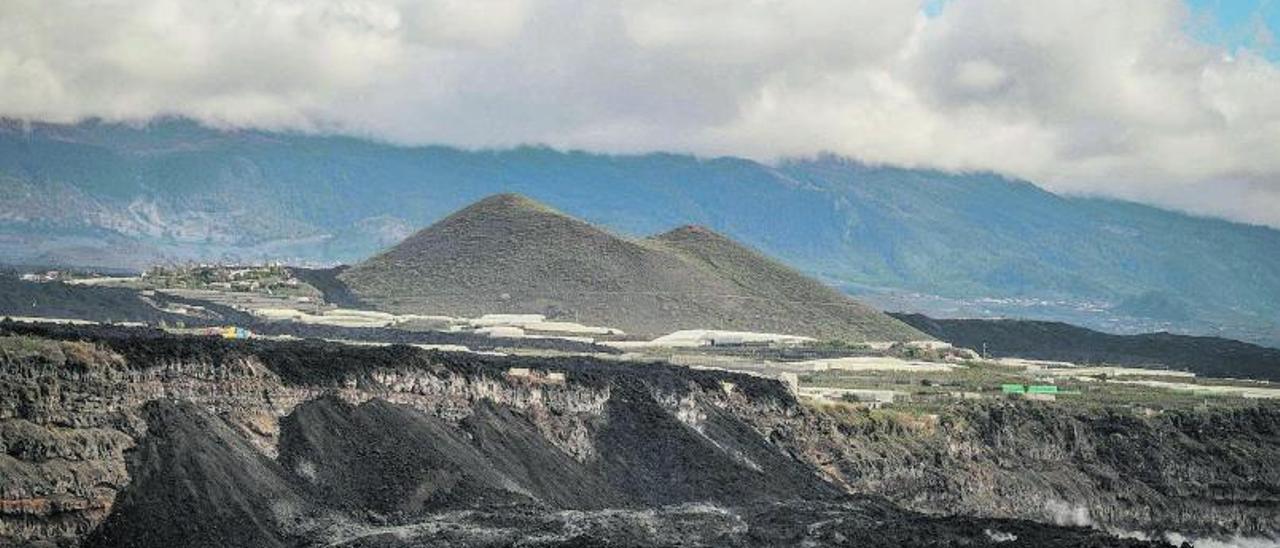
[339,194,923,341]
[2,322,1227,548]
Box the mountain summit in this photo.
[340,194,923,341]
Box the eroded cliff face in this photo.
[0,338,136,544]
[0,323,1275,547]
[723,393,1280,536]
[0,332,620,546]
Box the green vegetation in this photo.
[0,335,121,370]
[812,339,872,350]
[0,335,61,362]
[142,265,318,298]
[805,399,944,435]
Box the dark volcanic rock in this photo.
[0,275,251,327]
[1,323,1271,547]
[279,396,538,517]
[318,500,1174,548]
[770,398,1280,536]
[247,321,620,355]
[893,313,1280,381]
[288,266,370,309]
[460,401,625,510]
[593,377,839,506]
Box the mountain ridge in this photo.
[2,119,1278,345]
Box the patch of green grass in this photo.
[0,335,65,363]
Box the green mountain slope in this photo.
[340,194,924,341]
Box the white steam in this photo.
[1043,500,1280,548]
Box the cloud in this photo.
[0,0,406,128]
[402,0,531,48]
[2,0,1280,227]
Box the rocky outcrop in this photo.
[0,326,640,546]
[0,337,137,545]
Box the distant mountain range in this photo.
[340,193,924,341]
[2,118,1278,346]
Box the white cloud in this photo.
[2,0,1280,227]
[0,0,406,127]
[402,0,531,48]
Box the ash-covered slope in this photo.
[83,400,312,548]
[340,194,923,341]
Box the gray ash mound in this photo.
[339,193,923,341]
[593,376,838,507]
[84,400,314,548]
[3,323,1188,547]
[894,313,1280,381]
[457,401,627,510]
[279,396,549,515]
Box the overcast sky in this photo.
[3,0,1280,227]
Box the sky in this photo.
[2,0,1280,228]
